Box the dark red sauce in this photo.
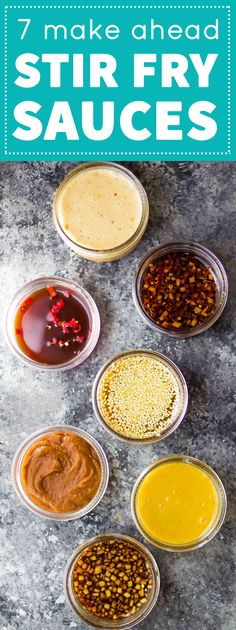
[14,286,90,365]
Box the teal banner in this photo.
[1,1,235,160]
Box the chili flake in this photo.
[49,298,65,323]
[20,297,33,313]
[72,538,153,621]
[47,286,57,298]
[141,252,217,331]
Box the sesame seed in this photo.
[98,355,181,440]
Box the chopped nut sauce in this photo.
[141,252,217,331]
[72,538,153,620]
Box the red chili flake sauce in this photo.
[14,286,90,364]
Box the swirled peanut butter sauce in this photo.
[21,431,101,513]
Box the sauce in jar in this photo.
[72,537,154,621]
[21,430,102,513]
[141,252,217,331]
[14,286,90,365]
[57,166,143,251]
[135,460,219,547]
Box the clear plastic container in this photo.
[92,349,188,444]
[53,162,149,262]
[133,241,228,338]
[64,532,160,628]
[5,276,100,371]
[131,455,227,552]
[12,425,109,521]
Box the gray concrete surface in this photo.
[0,161,235,630]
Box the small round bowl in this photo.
[131,455,227,552]
[133,241,228,338]
[64,532,160,629]
[92,349,188,444]
[5,276,100,371]
[12,425,109,521]
[53,162,149,263]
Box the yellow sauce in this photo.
[136,461,219,546]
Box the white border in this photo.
[4,4,231,157]
[4,7,8,154]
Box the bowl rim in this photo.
[92,348,188,445]
[53,162,149,258]
[133,241,229,338]
[64,531,160,629]
[131,455,227,552]
[5,275,101,371]
[11,424,109,521]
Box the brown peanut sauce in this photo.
[21,431,101,513]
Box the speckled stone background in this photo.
[0,161,235,630]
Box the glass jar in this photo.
[133,241,228,338]
[92,349,188,444]
[131,455,227,552]
[12,425,109,521]
[64,533,160,628]
[53,162,149,262]
[5,276,100,370]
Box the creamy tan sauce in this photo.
[58,168,143,251]
[21,431,101,513]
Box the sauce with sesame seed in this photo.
[14,286,89,365]
[98,353,182,441]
